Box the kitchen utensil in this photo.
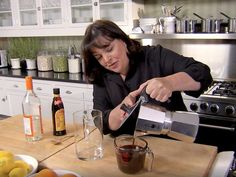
[50,134,74,145]
[135,104,199,143]
[159,16,176,33]
[176,18,197,33]
[120,86,149,128]
[220,12,236,33]
[193,13,216,33]
[0,50,8,68]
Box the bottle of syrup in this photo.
[52,88,66,136]
[22,76,43,141]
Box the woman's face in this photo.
[91,37,129,76]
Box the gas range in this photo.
[183,80,236,119]
[183,80,236,152]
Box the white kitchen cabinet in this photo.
[0,76,93,124]
[0,77,10,115]
[0,0,13,27]
[0,0,144,37]
[53,81,93,123]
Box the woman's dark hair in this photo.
[81,20,141,84]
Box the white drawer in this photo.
[33,82,53,96]
[56,86,84,101]
[5,80,25,91]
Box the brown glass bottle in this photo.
[52,88,66,136]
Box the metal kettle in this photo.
[0,50,8,68]
[134,103,199,143]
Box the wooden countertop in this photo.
[0,115,218,177]
[0,115,74,162]
[41,135,217,177]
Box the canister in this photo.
[52,50,68,73]
[37,51,53,71]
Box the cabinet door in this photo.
[0,87,10,115]
[5,79,25,116]
[67,0,93,25]
[33,80,53,119]
[0,0,13,27]
[98,0,127,24]
[18,0,38,26]
[40,0,64,26]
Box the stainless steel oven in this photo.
[183,80,236,152]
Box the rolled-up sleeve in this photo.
[148,45,213,98]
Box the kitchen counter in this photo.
[0,115,218,177]
[0,67,87,83]
[0,115,75,162]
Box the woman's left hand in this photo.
[141,77,173,102]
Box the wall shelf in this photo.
[129,33,236,40]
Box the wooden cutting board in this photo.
[41,135,217,177]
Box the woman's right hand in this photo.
[108,85,146,131]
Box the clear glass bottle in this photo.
[52,88,66,136]
[22,76,43,142]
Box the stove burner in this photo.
[212,88,236,97]
[210,81,236,97]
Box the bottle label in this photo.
[23,115,34,136]
[55,109,66,131]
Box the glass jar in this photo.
[37,51,53,71]
[52,50,68,72]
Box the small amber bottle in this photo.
[52,88,66,136]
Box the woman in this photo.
[81,20,212,137]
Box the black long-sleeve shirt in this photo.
[93,45,213,137]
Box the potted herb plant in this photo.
[8,38,22,69]
[8,38,41,70]
[22,37,41,70]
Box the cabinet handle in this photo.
[37,7,41,11]
[65,90,72,94]
[2,96,7,102]
[36,87,42,91]
[94,2,98,6]
[13,84,19,88]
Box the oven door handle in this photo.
[199,123,235,131]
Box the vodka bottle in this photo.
[22,76,43,142]
[52,88,66,136]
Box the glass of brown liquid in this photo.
[114,135,154,174]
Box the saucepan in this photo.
[193,13,222,33]
[176,17,197,33]
[220,11,236,33]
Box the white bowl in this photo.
[140,24,154,33]
[29,169,81,177]
[15,154,38,176]
[139,18,157,25]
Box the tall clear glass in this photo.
[73,109,103,160]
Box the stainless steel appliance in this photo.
[183,80,236,151]
[0,50,8,68]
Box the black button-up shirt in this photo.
[93,45,212,137]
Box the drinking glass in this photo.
[73,109,103,160]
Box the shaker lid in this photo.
[53,88,60,94]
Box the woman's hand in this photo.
[140,72,201,102]
[141,77,173,102]
[108,86,145,131]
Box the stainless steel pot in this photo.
[193,13,222,33]
[229,18,236,32]
[220,12,236,33]
[176,18,197,33]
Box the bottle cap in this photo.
[25,76,33,90]
[53,88,60,94]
